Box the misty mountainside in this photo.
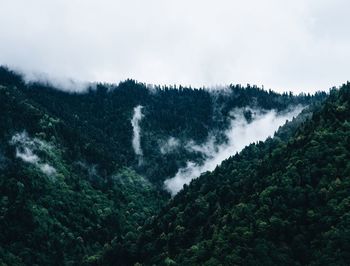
[0,67,325,189]
[105,84,350,266]
[0,79,166,264]
[0,66,330,265]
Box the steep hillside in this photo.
[0,83,165,265]
[0,67,325,187]
[0,67,328,265]
[105,84,350,265]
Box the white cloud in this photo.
[0,0,349,92]
[40,163,57,176]
[160,137,181,154]
[16,147,40,164]
[131,105,144,165]
[10,131,57,178]
[164,106,303,195]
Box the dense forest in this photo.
[104,83,350,265]
[0,67,325,187]
[1,66,349,265]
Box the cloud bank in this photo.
[23,71,89,93]
[0,0,349,92]
[164,106,303,195]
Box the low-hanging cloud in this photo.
[10,131,57,178]
[160,137,181,154]
[131,105,144,164]
[39,163,57,176]
[0,0,349,93]
[164,106,304,195]
[22,71,90,93]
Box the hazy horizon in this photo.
[0,65,339,95]
[1,0,349,93]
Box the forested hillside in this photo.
[0,79,166,265]
[0,66,332,265]
[0,67,324,187]
[109,83,350,265]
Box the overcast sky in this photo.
[0,0,349,93]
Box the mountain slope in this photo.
[0,67,325,187]
[0,67,329,265]
[0,84,165,265]
[107,84,350,265]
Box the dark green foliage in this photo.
[123,83,350,265]
[0,66,332,265]
[0,78,165,265]
[1,66,324,186]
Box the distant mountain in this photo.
[0,66,330,265]
[107,84,350,265]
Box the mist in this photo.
[164,106,304,195]
[1,1,350,93]
[131,105,144,163]
[22,70,90,93]
[10,131,57,178]
[160,137,181,154]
